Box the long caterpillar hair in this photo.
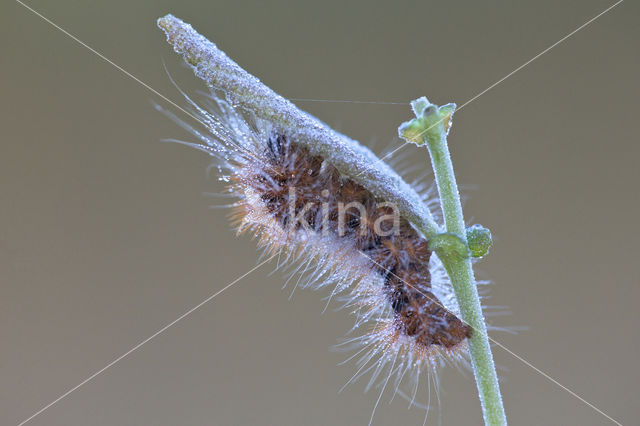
[157,85,495,422]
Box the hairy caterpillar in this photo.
[157,14,494,421]
[159,90,472,403]
[244,133,472,349]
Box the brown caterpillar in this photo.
[236,133,472,349]
[158,88,479,420]
[155,16,511,423]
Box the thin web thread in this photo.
[290,98,407,105]
[16,256,276,426]
[365,0,624,168]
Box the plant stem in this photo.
[430,138,506,426]
[400,99,507,425]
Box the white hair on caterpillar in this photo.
[157,85,508,423]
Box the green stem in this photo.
[430,139,506,426]
[400,99,506,425]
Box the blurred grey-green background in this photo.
[1,1,638,425]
